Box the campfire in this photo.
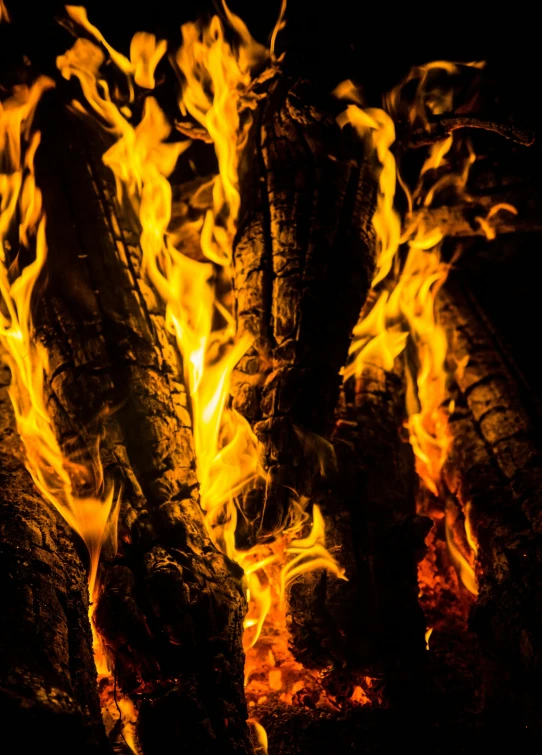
[1,3,540,753]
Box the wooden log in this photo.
[32,92,251,755]
[286,358,431,701]
[232,73,377,546]
[405,115,535,148]
[406,193,542,239]
[0,363,110,754]
[438,279,542,728]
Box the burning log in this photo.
[286,357,431,700]
[32,94,251,754]
[438,279,542,727]
[232,73,377,545]
[0,361,109,754]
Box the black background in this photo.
[2,0,539,118]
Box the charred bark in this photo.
[0,363,109,754]
[438,279,542,728]
[232,73,377,546]
[287,354,430,701]
[32,93,251,755]
[407,193,542,239]
[405,115,534,148]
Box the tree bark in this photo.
[0,362,110,754]
[32,92,251,755]
[232,73,377,547]
[438,279,542,729]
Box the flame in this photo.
[2,6,506,753]
[476,202,517,240]
[280,504,346,597]
[175,9,267,265]
[384,60,485,130]
[64,6,133,75]
[336,103,401,286]
[0,0,9,22]
[130,33,167,90]
[249,719,269,755]
[270,0,288,60]
[445,498,478,596]
[0,57,119,690]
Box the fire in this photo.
[175,11,267,265]
[3,4,507,750]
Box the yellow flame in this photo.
[337,105,401,286]
[0,0,10,22]
[130,33,167,89]
[445,501,478,596]
[280,504,346,598]
[0,76,119,671]
[249,718,269,755]
[65,6,133,75]
[270,0,288,60]
[476,202,518,240]
[175,11,267,265]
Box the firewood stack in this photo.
[1,7,541,755]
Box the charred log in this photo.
[287,356,430,701]
[32,93,251,755]
[406,115,534,148]
[407,193,542,239]
[232,73,377,546]
[0,363,109,754]
[438,280,542,728]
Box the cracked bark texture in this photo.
[32,92,251,755]
[231,74,377,547]
[287,352,430,702]
[0,362,109,754]
[438,279,542,729]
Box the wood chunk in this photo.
[407,193,542,239]
[439,281,542,728]
[232,73,377,546]
[406,115,535,148]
